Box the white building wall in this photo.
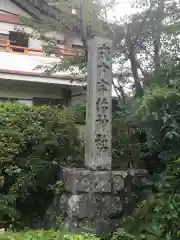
[0,21,83,48]
[0,51,50,72]
[0,51,85,84]
[0,21,15,34]
[28,38,42,49]
[0,21,41,48]
[0,0,85,104]
[0,0,30,17]
[0,0,83,47]
[0,20,82,49]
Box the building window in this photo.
[57,39,66,45]
[9,31,28,53]
[0,97,8,102]
[0,97,17,103]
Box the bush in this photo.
[112,159,180,240]
[0,102,82,228]
[112,119,143,169]
[71,104,144,169]
[0,230,99,240]
[71,104,86,125]
[134,86,180,171]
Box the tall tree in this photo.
[21,0,117,80]
[21,0,180,101]
[113,0,180,98]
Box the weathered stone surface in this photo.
[63,168,111,193]
[129,169,148,176]
[67,194,98,219]
[85,37,113,170]
[59,168,151,235]
[102,196,122,218]
[112,171,125,193]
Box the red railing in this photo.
[0,39,43,56]
[0,39,84,57]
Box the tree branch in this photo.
[124,24,144,96]
[154,0,165,70]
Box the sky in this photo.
[105,0,148,21]
[103,0,150,96]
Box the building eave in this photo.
[9,0,68,21]
[9,0,41,19]
[0,69,86,86]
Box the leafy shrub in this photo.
[71,104,86,125]
[112,119,143,169]
[149,62,180,88]
[0,230,99,240]
[71,103,143,169]
[134,86,180,172]
[0,102,82,228]
[112,159,180,240]
[0,230,61,240]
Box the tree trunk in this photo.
[154,0,165,70]
[125,25,144,96]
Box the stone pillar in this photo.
[85,37,113,170]
[58,37,151,235]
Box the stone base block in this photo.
[59,168,151,235]
[63,168,111,193]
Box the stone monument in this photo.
[85,37,112,170]
[60,37,151,234]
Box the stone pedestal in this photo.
[61,168,151,234]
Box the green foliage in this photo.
[71,104,86,125]
[111,61,180,239]
[0,102,82,228]
[64,233,99,240]
[0,230,99,240]
[112,119,143,169]
[71,103,144,169]
[134,84,180,170]
[0,230,62,240]
[112,159,180,240]
[148,61,180,88]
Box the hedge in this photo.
[0,230,99,240]
[0,102,83,228]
